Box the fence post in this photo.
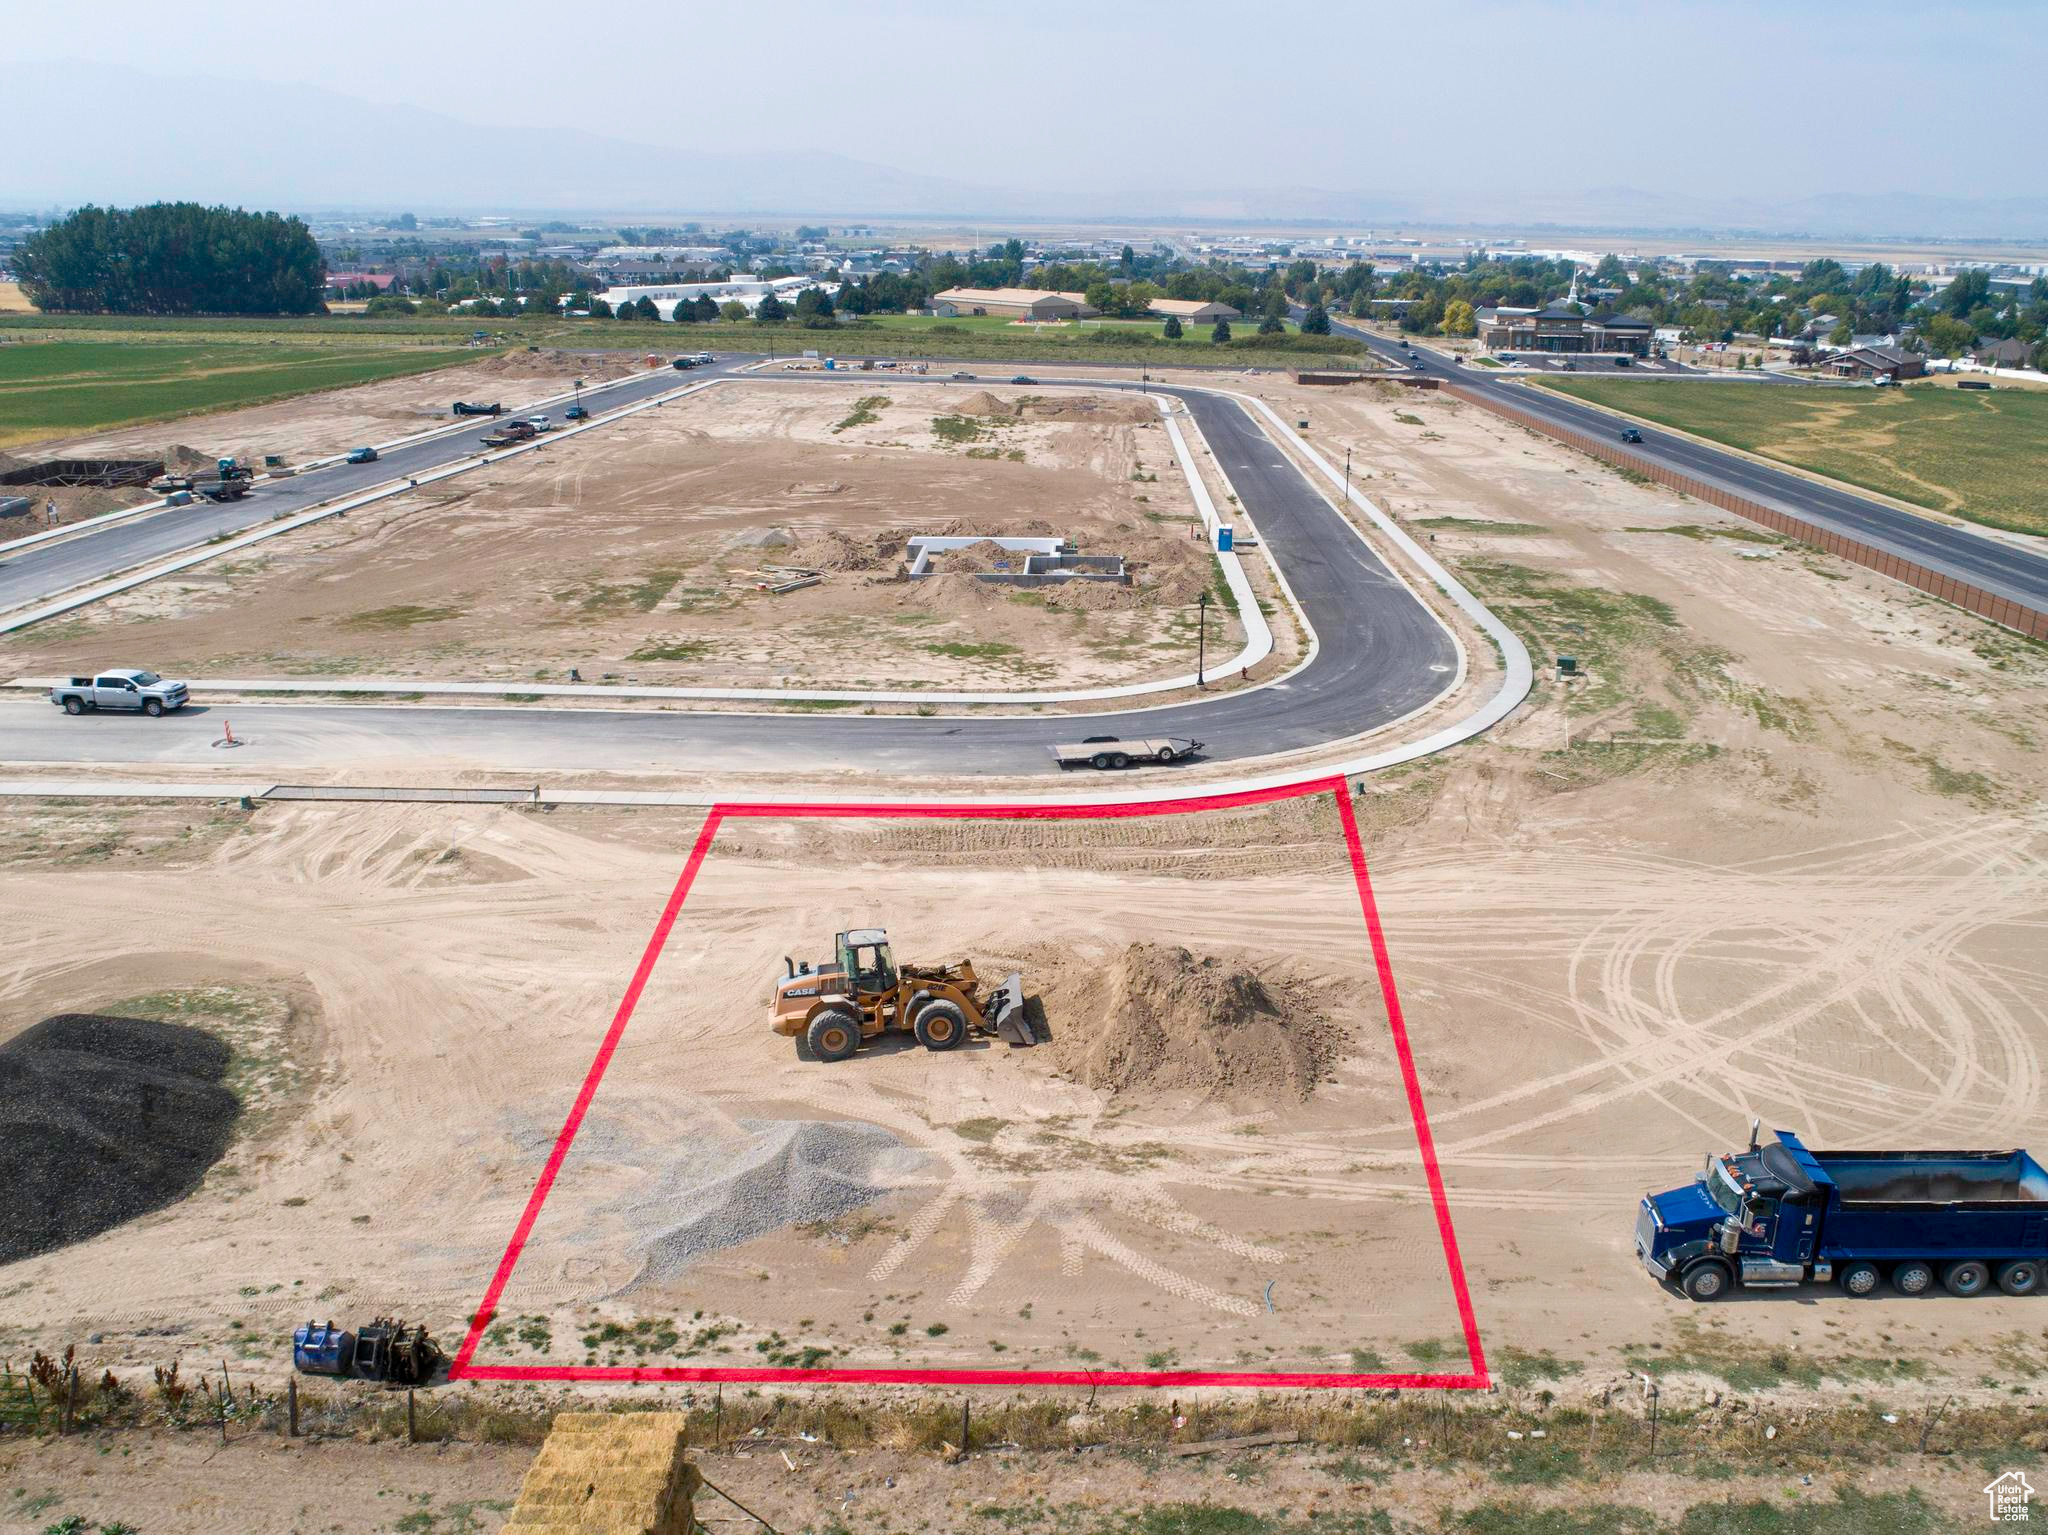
[288,1374,299,1438]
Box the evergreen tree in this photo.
[1211,319,1232,343]
[1162,313,1183,339]
[755,292,788,323]
[1301,303,1331,335]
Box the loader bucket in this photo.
[987,973,1034,1046]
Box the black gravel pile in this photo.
[0,1013,240,1264]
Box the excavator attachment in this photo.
[987,972,1034,1046]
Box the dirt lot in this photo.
[1,355,2046,1531]
[0,348,637,548]
[4,381,1242,694]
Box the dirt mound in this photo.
[162,444,214,472]
[787,527,908,573]
[1043,944,1348,1103]
[931,539,1022,574]
[956,391,1018,419]
[0,1013,240,1263]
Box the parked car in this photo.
[522,415,551,432]
[49,669,190,717]
[346,446,378,464]
[1620,428,1644,444]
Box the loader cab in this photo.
[837,929,896,995]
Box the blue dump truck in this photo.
[1637,1125,2048,1301]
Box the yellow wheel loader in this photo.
[771,928,1032,1062]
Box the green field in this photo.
[0,340,481,447]
[0,310,1368,374]
[1537,377,2048,537]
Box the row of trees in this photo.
[16,203,327,315]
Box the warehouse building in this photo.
[1148,297,1241,324]
[931,287,1096,321]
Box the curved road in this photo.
[1337,319,2048,612]
[0,369,1462,778]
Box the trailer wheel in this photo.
[1891,1260,1935,1296]
[1091,752,1114,769]
[1107,752,1130,769]
[1680,1261,1731,1301]
[1838,1261,1883,1297]
[1995,1260,2040,1296]
[63,697,85,715]
[913,1000,967,1051]
[805,1009,861,1063]
[1941,1259,1990,1298]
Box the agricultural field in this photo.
[0,339,481,447]
[1537,375,2048,536]
[0,309,1374,373]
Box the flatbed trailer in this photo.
[1048,736,1202,770]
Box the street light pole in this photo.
[1344,446,1352,502]
[1196,590,1209,688]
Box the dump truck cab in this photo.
[1640,1124,2048,1301]
[771,926,1031,1062]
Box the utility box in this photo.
[1216,526,1235,552]
[1557,655,1578,677]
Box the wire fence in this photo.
[1447,385,2048,641]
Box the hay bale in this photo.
[505,1412,700,1535]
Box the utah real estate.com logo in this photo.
[1988,1471,2035,1522]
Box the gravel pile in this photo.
[621,1119,922,1283]
[0,1014,240,1264]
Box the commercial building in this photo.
[1476,300,1653,356]
[591,273,830,320]
[931,287,1095,321]
[1148,298,1241,324]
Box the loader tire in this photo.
[913,1000,967,1051]
[806,1009,861,1063]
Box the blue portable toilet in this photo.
[1216,526,1234,552]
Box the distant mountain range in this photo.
[5,65,2045,242]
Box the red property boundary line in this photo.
[450,776,1489,1390]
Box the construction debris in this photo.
[505,1411,701,1535]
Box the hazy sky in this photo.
[9,0,2043,204]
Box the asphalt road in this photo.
[0,360,750,615]
[1337,319,2048,612]
[0,372,1460,778]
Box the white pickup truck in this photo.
[49,669,190,716]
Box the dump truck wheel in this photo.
[806,1009,861,1063]
[1679,1261,1730,1301]
[1941,1259,1990,1297]
[914,1000,968,1051]
[1995,1260,2040,1296]
[1891,1260,1934,1296]
[1838,1261,1882,1297]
